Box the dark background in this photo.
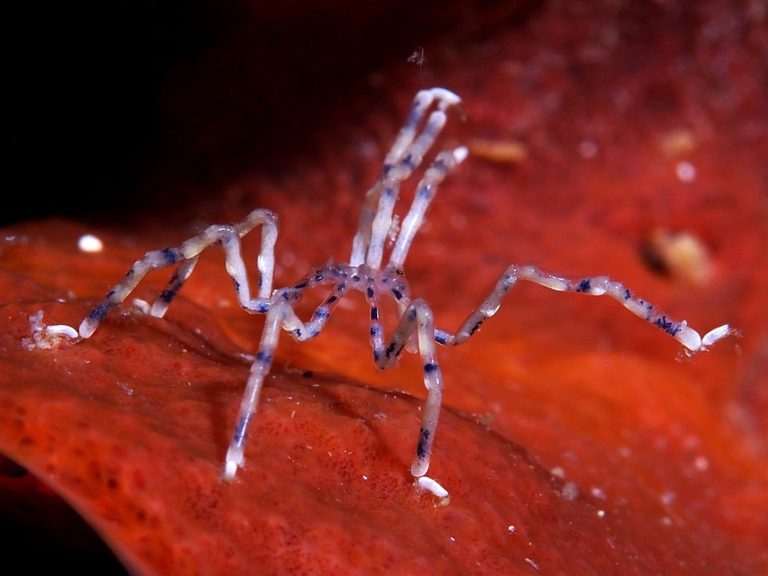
[6,0,529,226]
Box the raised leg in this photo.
[350,88,462,268]
[78,209,278,339]
[375,299,443,478]
[387,146,468,270]
[434,264,733,352]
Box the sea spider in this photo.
[54,87,732,489]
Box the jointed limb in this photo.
[350,88,462,268]
[78,209,278,339]
[364,279,386,363]
[280,280,349,342]
[375,299,443,478]
[224,300,289,480]
[223,266,358,479]
[388,146,468,269]
[434,264,733,352]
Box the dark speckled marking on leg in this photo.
[88,302,111,323]
[232,413,251,444]
[416,428,430,460]
[161,247,181,265]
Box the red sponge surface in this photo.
[2,0,767,573]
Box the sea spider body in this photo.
[65,87,732,490]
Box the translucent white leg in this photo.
[350,88,462,267]
[279,281,348,342]
[78,209,278,339]
[434,264,733,353]
[223,301,290,480]
[364,278,386,363]
[150,256,199,318]
[388,146,468,270]
[375,298,443,478]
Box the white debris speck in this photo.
[660,491,676,506]
[694,456,709,471]
[618,446,632,458]
[590,486,606,500]
[597,509,606,518]
[550,466,565,479]
[525,557,540,571]
[22,311,79,350]
[78,233,104,253]
[675,161,696,182]
[117,382,134,396]
[416,475,450,503]
[362,475,368,481]
[578,139,598,158]
[560,481,579,501]
[132,298,151,314]
[507,525,516,534]
[449,536,456,542]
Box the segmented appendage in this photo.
[48,87,731,497]
[434,265,734,354]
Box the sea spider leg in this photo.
[374,298,442,478]
[388,146,468,270]
[223,270,351,479]
[78,209,278,339]
[281,272,350,342]
[366,99,463,269]
[224,300,290,480]
[151,210,280,318]
[433,264,733,352]
[149,257,200,318]
[350,88,461,267]
[364,277,387,362]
